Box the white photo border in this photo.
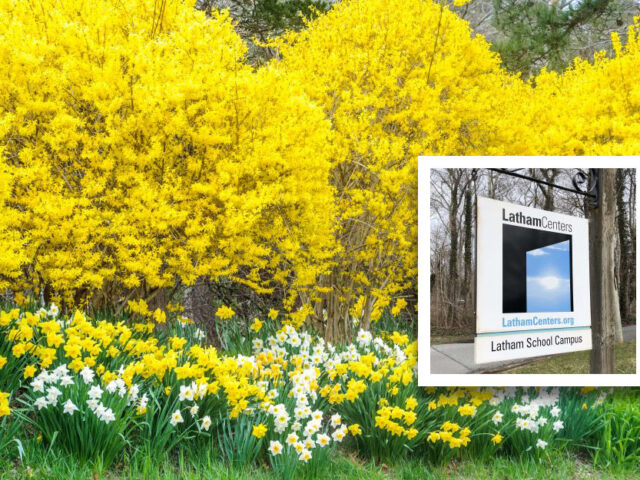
[418,157,639,387]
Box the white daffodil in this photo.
[48,303,59,317]
[179,385,194,402]
[31,378,45,393]
[330,413,341,426]
[100,408,116,423]
[332,426,347,442]
[298,448,312,462]
[286,433,299,446]
[46,386,62,405]
[492,411,503,425]
[268,440,283,456]
[88,385,103,400]
[106,381,118,394]
[170,409,184,426]
[34,397,48,410]
[63,399,78,415]
[201,416,212,431]
[80,367,95,384]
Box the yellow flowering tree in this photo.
[2,0,639,343]
[0,163,24,291]
[526,22,640,156]
[0,0,336,308]
[273,0,527,339]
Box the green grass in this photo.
[2,444,638,480]
[430,334,474,345]
[593,390,640,472]
[430,327,475,346]
[504,340,636,374]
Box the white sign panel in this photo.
[475,197,592,364]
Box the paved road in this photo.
[430,325,636,374]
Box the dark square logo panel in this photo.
[502,224,573,314]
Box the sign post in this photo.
[475,197,592,364]
[589,169,618,373]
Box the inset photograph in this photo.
[427,168,636,375]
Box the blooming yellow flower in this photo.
[170,336,187,351]
[391,298,407,317]
[405,428,418,439]
[128,300,151,317]
[458,403,476,417]
[442,421,460,433]
[491,433,502,444]
[216,306,235,320]
[348,424,362,436]
[427,432,440,443]
[252,423,267,439]
[11,343,27,357]
[152,309,167,324]
[250,318,263,333]
[24,365,37,379]
[0,392,10,417]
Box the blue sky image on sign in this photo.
[526,240,572,312]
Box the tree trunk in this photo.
[361,295,375,332]
[463,188,473,327]
[590,169,620,373]
[447,180,460,325]
[536,168,557,211]
[324,273,348,344]
[616,169,629,324]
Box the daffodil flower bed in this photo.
[0,305,610,477]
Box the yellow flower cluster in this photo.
[1,306,265,420]
[0,0,335,308]
[0,391,10,417]
[375,405,418,439]
[215,306,236,320]
[252,423,268,439]
[273,0,531,334]
[2,0,640,334]
[427,422,471,449]
[524,22,640,156]
[0,305,611,467]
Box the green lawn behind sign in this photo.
[504,340,636,374]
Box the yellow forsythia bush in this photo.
[526,21,640,156]
[0,0,336,306]
[273,0,528,335]
[1,0,640,335]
